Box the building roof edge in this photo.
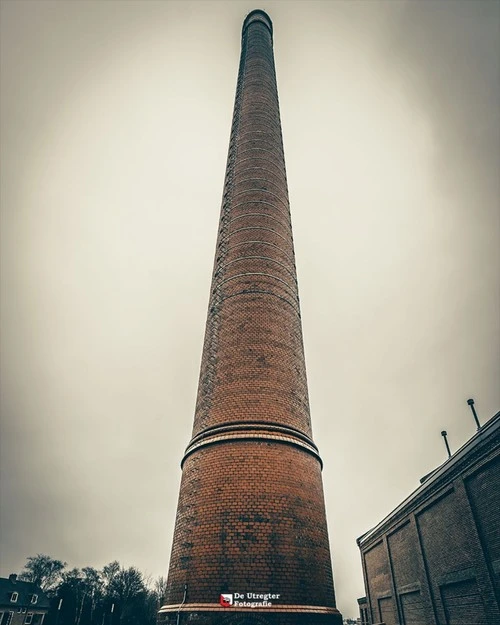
[357,410,500,548]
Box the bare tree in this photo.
[153,577,167,607]
[106,566,147,625]
[101,561,120,593]
[82,567,103,625]
[19,554,66,594]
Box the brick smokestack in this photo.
[159,10,342,625]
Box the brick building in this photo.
[158,9,342,625]
[357,410,500,625]
[0,575,49,625]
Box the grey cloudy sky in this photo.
[1,0,499,618]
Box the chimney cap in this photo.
[467,398,475,405]
[242,9,273,38]
[441,430,447,436]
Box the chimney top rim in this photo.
[242,9,273,36]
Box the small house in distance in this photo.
[0,575,50,625]
[357,409,499,625]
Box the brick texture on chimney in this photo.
[159,11,342,625]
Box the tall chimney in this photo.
[159,9,342,625]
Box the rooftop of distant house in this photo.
[0,574,50,610]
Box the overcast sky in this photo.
[1,0,499,618]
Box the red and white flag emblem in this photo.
[219,594,233,607]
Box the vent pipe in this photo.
[467,398,481,430]
[441,430,451,458]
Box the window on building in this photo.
[4,612,14,625]
[10,593,18,603]
[25,614,34,625]
[30,595,38,605]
